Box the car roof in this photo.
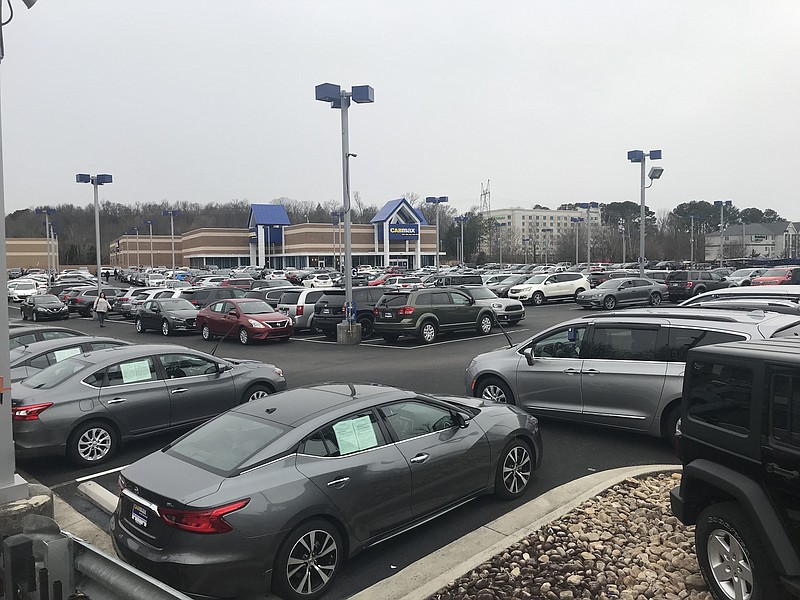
[689,338,800,362]
[10,325,83,337]
[10,336,129,358]
[234,383,420,427]
[76,343,219,363]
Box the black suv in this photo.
[667,270,734,302]
[178,287,245,309]
[671,338,800,600]
[373,287,496,344]
[313,286,387,339]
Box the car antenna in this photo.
[209,319,243,356]
[494,315,514,347]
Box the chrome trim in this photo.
[296,444,386,460]
[121,488,160,515]
[395,429,453,445]
[237,454,293,475]
[582,411,647,420]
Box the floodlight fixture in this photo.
[648,166,664,180]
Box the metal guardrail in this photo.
[1,514,191,600]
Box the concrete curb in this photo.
[78,480,119,515]
[349,464,680,600]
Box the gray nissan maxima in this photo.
[11,344,286,466]
[111,383,543,600]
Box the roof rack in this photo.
[581,310,748,323]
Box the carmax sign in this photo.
[388,224,419,240]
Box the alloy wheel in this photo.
[706,528,753,600]
[286,529,339,596]
[76,426,112,462]
[502,445,532,495]
[481,383,508,403]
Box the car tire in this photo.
[649,292,663,306]
[357,316,374,339]
[603,295,617,310]
[323,330,337,340]
[476,377,515,405]
[532,291,545,306]
[418,320,438,344]
[573,287,585,300]
[238,327,250,345]
[382,333,400,343]
[494,439,534,500]
[201,324,214,340]
[274,519,343,600]
[477,313,494,335]
[662,403,682,447]
[67,420,118,467]
[693,286,707,297]
[696,502,787,600]
[135,318,145,333]
[242,384,272,404]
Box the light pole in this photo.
[331,211,344,270]
[618,218,626,263]
[494,221,506,265]
[714,200,732,268]
[35,207,55,277]
[162,209,181,270]
[627,150,664,276]
[522,237,531,264]
[571,217,584,265]
[76,173,112,296]
[425,196,449,270]
[145,220,154,267]
[455,215,468,264]
[131,227,141,267]
[541,228,554,263]
[576,203,598,268]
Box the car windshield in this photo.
[166,412,289,474]
[525,275,547,284]
[596,279,622,289]
[468,288,498,300]
[21,356,91,390]
[34,295,60,304]
[500,276,521,284]
[729,269,754,278]
[761,269,789,277]
[160,299,195,311]
[240,300,274,314]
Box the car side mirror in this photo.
[218,363,232,373]
[228,310,238,316]
[152,307,161,313]
[453,411,471,428]
[523,347,535,366]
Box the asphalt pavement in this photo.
[9,299,680,599]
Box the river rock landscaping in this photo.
[428,472,712,600]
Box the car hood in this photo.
[122,448,224,505]
[35,302,66,309]
[165,308,199,319]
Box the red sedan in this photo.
[196,298,292,345]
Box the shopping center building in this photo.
[110,199,441,270]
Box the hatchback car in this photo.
[110,383,542,599]
[197,298,292,344]
[576,277,667,310]
[466,308,800,445]
[20,294,70,321]
[303,273,334,288]
[135,298,200,336]
[457,286,526,325]
[9,336,129,383]
[373,288,496,344]
[507,272,589,305]
[11,344,287,465]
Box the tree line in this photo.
[5,195,786,265]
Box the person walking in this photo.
[93,292,110,327]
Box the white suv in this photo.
[508,272,589,305]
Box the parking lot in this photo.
[9,300,678,599]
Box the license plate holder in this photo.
[131,503,148,528]
[384,312,392,318]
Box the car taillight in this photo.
[398,306,414,315]
[686,281,693,288]
[160,498,249,534]
[191,300,199,306]
[373,307,379,315]
[12,402,53,421]
[296,305,304,316]
[120,297,129,302]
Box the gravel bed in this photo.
[428,472,713,600]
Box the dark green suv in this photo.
[373,288,496,344]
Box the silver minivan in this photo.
[465,308,800,443]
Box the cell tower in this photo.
[480,179,491,217]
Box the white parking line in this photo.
[75,464,128,483]
[293,328,532,350]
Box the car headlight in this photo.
[273,367,284,378]
[525,414,539,432]
[491,302,503,309]
[248,319,266,328]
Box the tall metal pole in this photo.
[639,158,646,277]
[575,223,579,265]
[93,180,102,296]
[170,212,176,270]
[460,220,465,264]
[435,202,441,270]
[719,203,724,268]
[135,228,140,267]
[340,90,353,312]
[148,221,154,267]
[44,211,51,276]
[267,226,271,268]
[690,215,695,266]
[587,206,592,268]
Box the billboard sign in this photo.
[388,224,419,240]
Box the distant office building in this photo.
[704,221,799,260]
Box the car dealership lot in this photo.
[9,302,678,599]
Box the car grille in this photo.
[267,320,290,328]
[505,306,524,313]
[185,318,196,328]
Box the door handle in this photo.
[766,463,800,480]
[410,453,430,464]
[563,368,579,374]
[107,398,126,404]
[583,369,599,375]
[326,477,350,489]
[171,388,188,394]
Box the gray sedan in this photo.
[575,277,667,310]
[111,384,543,600]
[9,336,130,383]
[11,344,286,466]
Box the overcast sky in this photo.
[2,1,798,222]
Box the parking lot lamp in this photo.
[162,209,180,269]
[316,82,374,324]
[570,217,584,265]
[521,237,531,264]
[541,227,554,263]
[426,196,449,269]
[627,150,663,276]
[76,173,112,296]
[454,216,468,264]
[714,200,733,268]
[144,220,154,268]
[36,207,55,277]
[131,227,140,267]
[575,203,598,268]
